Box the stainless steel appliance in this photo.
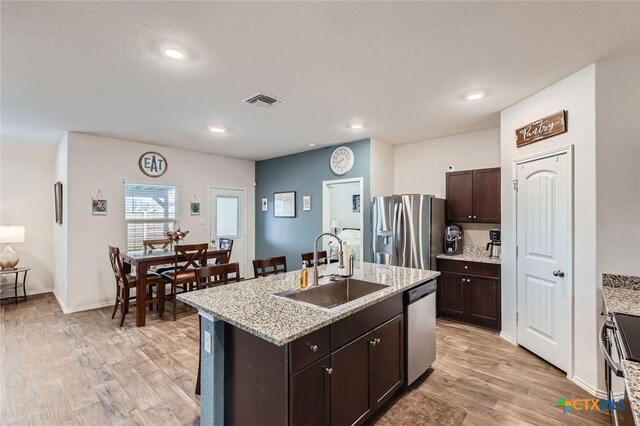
[489,229,501,241]
[486,228,501,259]
[444,225,463,255]
[404,280,437,385]
[372,195,445,269]
[600,313,635,425]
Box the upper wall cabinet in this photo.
[446,167,501,223]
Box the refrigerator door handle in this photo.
[394,199,403,265]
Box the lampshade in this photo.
[0,226,25,243]
[331,219,340,229]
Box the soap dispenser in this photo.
[299,261,308,289]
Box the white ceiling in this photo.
[2,2,639,161]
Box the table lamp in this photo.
[0,225,25,269]
[331,219,340,235]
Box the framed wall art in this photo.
[273,191,296,218]
[303,195,311,211]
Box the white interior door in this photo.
[516,152,571,372]
[210,188,247,277]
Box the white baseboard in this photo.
[52,289,66,312]
[499,332,517,345]
[570,375,609,399]
[61,300,114,314]
[0,287,53,296]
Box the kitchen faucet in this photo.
[312,232,343,287]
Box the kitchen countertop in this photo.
[436,246,501,265]
[602,273,640,425]
[178,261,439,346]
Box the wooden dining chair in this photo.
[143,238,173,252]
[209,249,232,266]
[301,250,328,266]
[160,243,208,320]
[108,245,162,326]
[252,256,287,278]
[193,262,241,395]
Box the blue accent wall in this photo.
[255,139,371,270]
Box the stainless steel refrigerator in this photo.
[372,194,444,269]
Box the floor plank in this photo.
[1,294,609,425]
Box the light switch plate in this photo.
[204,331,212,353]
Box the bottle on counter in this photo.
[299,261,308,289]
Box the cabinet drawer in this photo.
[437,259,500,279]
[289,326,331,374]
[331,294,402,351]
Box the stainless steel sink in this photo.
[275,279,388,310]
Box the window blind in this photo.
[124,183,178,252]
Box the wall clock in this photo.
[330,146,355,176]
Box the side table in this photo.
[0,267,30,305]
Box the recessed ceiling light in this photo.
[348,122,366,130]
[207,125,226,133]
[465,91,486,101]
[163,48,185,60]
[308,143,318,147]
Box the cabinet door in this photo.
[290,355,331,426]
[473,168,501,223]
[371,315,404,409]
[446,170,474,222]
[437,272,465,319]
[331,333,373,426]
[465,276,501,329]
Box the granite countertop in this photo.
[436,246,501,265]
[602,273,640,425]
[178,261,439,346]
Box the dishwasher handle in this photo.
[600,320,624,378]
[406,280,437,304]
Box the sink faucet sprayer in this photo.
[312,233,343,287]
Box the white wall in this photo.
[61,132,255,312]
[370,139,395,197]
[394,128,501,246]
[0,139,56,296]
[329,181,361,229]
[501,65,598,393]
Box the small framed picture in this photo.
[261,197,268,212]
[352,194,361,213]
[274,191,296,218]
[303,195,311,211]
[92,198,107,215]
[190,201,201,216]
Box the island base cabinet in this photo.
[372,315,404,408]
[331,334,373,426]
[290,355,331,426]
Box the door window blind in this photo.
[124,183,178,252]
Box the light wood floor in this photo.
[1,294,609,425]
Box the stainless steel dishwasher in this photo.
[404,280,437,385]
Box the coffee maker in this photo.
[486,229,501,259]
[444,225,463,255]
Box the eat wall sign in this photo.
[139,151,167,177]
[515,110,567,147]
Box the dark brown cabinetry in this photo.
[436,258,501,330]
[225,294,405,426]
[446,167,500,223]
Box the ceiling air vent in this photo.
[243,92,284,107]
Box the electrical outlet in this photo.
[204,331,212,354]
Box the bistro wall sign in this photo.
[516,110,567,147]
[139,151,167,177]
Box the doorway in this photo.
[322,177,364,262]
[514,146,573,374]
[210,187,247,278]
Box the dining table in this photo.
[122,247,232,327]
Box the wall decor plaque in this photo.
[515,110,567,147]
[139,151,168,177]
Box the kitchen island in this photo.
[178,261,439,426]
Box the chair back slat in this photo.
[196,263,241,288]
[174,243,209,271]
[108,245,127,286]
[301,251,328,266]
[218,238,234,250]
[209,249,232,266]
[252,256,287,278]
[143,238,173,251]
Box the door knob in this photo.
[553,270,565,277]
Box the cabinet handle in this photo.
[324,367,333,375]
[370,339,377,346]
[376,338,381,344]
[467,279,471,283]
[464,266,468,269]
[310,344,318,352]
[468,215,472,219]
[473,216,477,219]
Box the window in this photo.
[125,183,178,252]
[216,195,239,237]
